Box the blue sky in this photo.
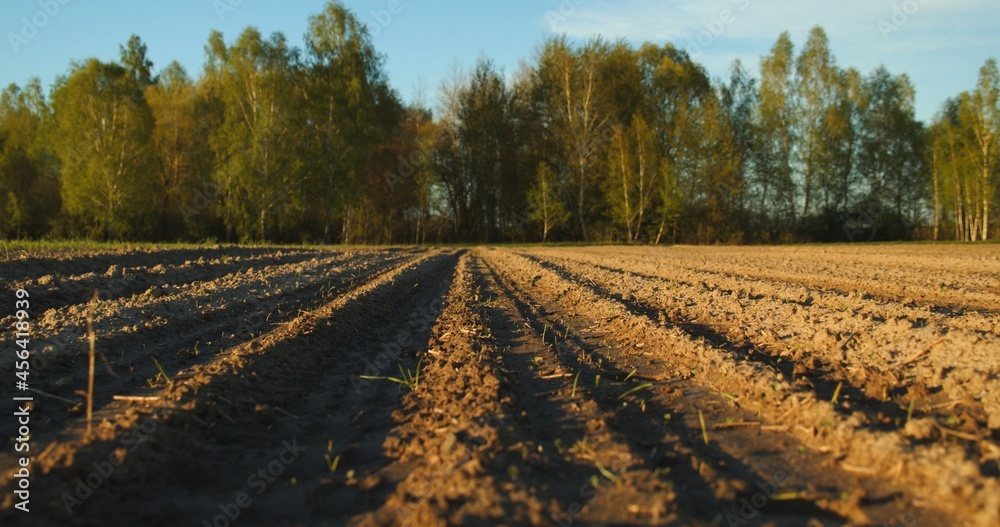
[1,0,998,122]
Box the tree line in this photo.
[0,1,997,244]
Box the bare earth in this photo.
[1,244,998,526]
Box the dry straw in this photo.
[86,290,98,434]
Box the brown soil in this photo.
[1,245,997,526]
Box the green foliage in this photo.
[605,115,656,242]
[928,58,999,241]
[528,162,570,242]
[856,67,925,238]
[3,191,26,238]
[304,1,401,243]
[205,28,306,242]
[146,61,215,239]
[0,79,60,238]
[754,33,798,235]
[51,59,159,240]
[120,34,155,88]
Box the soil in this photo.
[1,244,997,526]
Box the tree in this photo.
[528,162,569,241]
[856,67,925,239]
[794,27,839,223]
[304,0,399,243]
[399,105,437,245]
[829,68,862,221]
[205,28,305,242]
[0,80,59,239]
[3,191,26,238]
[814,67,858,227]
[120,34,155,89]
[432,58,522,243]
[605,114,655,242]
[456,58,517,242]
[930,99,974,240]
[694,92,744,242]
[928,116,952,240]
[720,60,758,239]
[633,44,710,244]
[52,59,158,239]
[960,58,999,240]
[754,32,797,238]
[535,36,609,241]
[147,61,211,238]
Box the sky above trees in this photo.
[2,0,998,122]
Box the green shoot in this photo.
[699,410,709,445]
[618,382,652,400]
[571,371,581,398]
[717,392,739,403]
[595,461,618,482]
[324,454,341,473]
[360,357,423,391]
[831,382,843,404]
[151,356,171,386]
[772,492,800,501]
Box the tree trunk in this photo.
[618,135,632,242]
[343,208,351,245]
[577,163,587,241]
[951,145,965,241]
[654,215,665,246]
[983,157,991,241]
[259,209,266,243]
[635,126,646,243]
[932,149,940,241]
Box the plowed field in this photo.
[2,245,998,526]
